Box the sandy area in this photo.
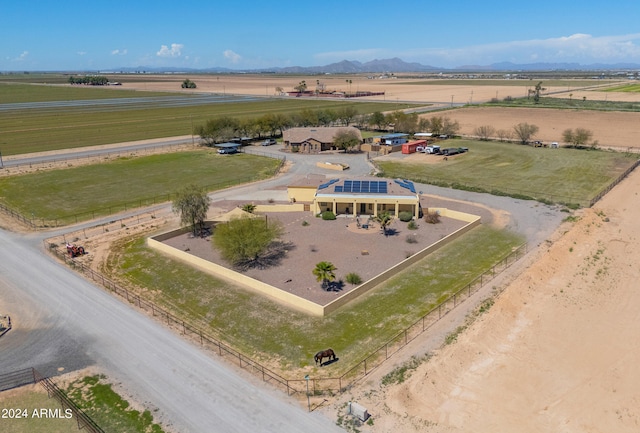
[325,168,640,432]
[442,106,640,150]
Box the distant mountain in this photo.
[267,57,439,74]
[110,58,640,75]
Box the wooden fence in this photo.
[46,240,526,395]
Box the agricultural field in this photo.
[0,150,281,225]
[376,139,638,207]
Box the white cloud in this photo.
[77,51,87,56]
[223,49,241,63]
[314,33,640,67]
[11,51,29,62]
[111,49,128,56]
[157,43,183,58]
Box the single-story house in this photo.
[282,126,362,153]
[288,176,422,219]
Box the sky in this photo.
[2,0,640,71]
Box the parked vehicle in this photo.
[261,138,277,146]
[442,147,468,156]
[217,147,238,154]
[422,145,441,154]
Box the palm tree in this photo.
[312,261,337,290]
[376,211,393,236]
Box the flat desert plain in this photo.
[108,76,640,430]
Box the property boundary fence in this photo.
[46,239,527,395]
[0,367,105,433]
[589,158,640,207]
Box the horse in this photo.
[314,348,336,366]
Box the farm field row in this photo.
[0,96,411,156]
[0,150,281,225]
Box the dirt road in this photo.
[0,230,344,433]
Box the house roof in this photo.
[283,126,362,144]
[315,178,419,198]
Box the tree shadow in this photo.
[325,280,345,292]
[235,241,296,271]
[382,228,399,237]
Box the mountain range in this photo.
[113,57,640,74]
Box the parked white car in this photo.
[422,145,441,154]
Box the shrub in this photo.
[407,220,418,230]
[406,235,418,244]
[345,272,362,285]
[424,210,441,224]
[321,211,336,220]
[398,211,413,222]
[301,220,309,226]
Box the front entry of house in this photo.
[360,203,367,214]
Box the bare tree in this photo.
[496,129,513,142]
[513,123,539,144]
[563,128,594,147]
[474,125,495,141]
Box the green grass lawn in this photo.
[109,225,522,371]
[0,150,281,225]
[376,140,638,207]
[0,82,177,103]
[603,83,640,92]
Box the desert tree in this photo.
[496,129,513,142]
[513,122,539,144]
[376,211,393,236]
[528,81,546,103]
[294,80,307,93]
[196,116,239,145]
[181,79,197,89]
[369,111,387,131]
[562,128,594,147]
[337,105,358,126]
[172,184,210,236]
[474,125,495,141]
[312,261,337,290]
[213,216,285,269]
[333,129,361,153]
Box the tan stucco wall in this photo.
[254,203,305,212]
[287,186,317,203]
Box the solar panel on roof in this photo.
[334,186,343,192]
[380,182,387,193]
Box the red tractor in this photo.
[66,243,86,258]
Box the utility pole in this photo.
[304,375,310,412]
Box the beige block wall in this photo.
[316,162,348,171]
[254,203,305,212]
[287,186,317,203]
